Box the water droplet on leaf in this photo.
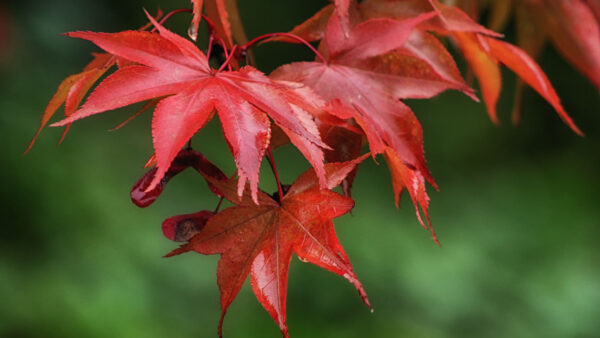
[188,24,198,42]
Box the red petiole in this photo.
[242,32,328,64]
[214,196,224,213]
[153,8,192,30]
[217,45,237,73]
[266,147,284,203]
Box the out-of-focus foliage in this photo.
[0,5,12,64]
[454,0,600,123]
[1,0,599,337]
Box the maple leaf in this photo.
[25,9,165,153]
[360,0,501,36]
[360,0,583,134]
[282,3,474,96]
[460,0,600,123]
[49,11,328,203]
[190,0,232,46]
[189,0,250,56]
[478,0,600,93]
[478,34,582,135]
[25,53,114,153]
[279,3,474,100]
[272,9,465,241]
[167,157,371,337]
[320,124,363,197]
[450,29,582,133]
[352,29,475,99]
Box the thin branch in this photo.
[242,32,328,64]
[151,8,193,32]
[214,196,225,213]
[267,147,284,202]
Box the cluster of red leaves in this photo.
[28,0,589,336]
[454,0,600,124]
[284,0,583,131]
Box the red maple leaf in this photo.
[25,10,165,153]
[189,0,232,46]
[457,0,600,123]
[272,9,463,242]
[50,11,329,203]
[166,157,371,337]
[361,0,582,133]
[281,1,474,96]
[25,52,114,153]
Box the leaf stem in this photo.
[206,35,215,59]
[267,147,284,202]
[214,196,225,213]
[217,45,238,73]
[152,8,192,31]
[151,9,218,43]
[242,32,328,64]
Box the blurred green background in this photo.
[1,1,599,337]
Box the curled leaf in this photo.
[162,210,214,242]
[131,149,226,208]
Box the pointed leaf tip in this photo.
[484,36,584,136]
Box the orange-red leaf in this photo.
[536,0,600,91]
[511,3,548,124]
[427,0,502,36]
[167,161,370,337]
[25,53,114,153]
[205,0,233,47]
[482,36,583,135]
[26,10,167,153]
[454,32,502,124]
[189,0,235,48]
[384,147,438,244]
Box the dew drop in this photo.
[188,24,198,41]
[369,308,374,314]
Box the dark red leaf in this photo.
[167,159,370,337]
[162,210,214,242]
[536,0,600,91]
[131,149,226,208]
[384,147,438,244]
